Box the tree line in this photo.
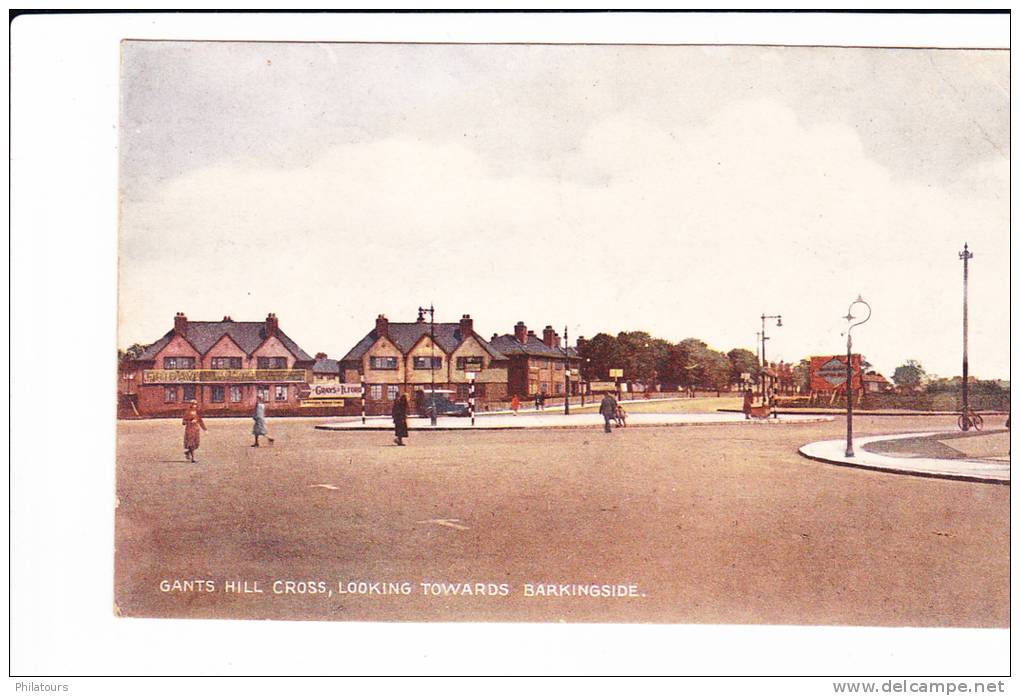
[577,331,763,392]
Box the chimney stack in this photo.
[174,312,188,336]
[543,325,556,348]
[459,314,473,337]
[514,321,527,344]
[222,315,233,322]
[265,313,279,337]
[315,352,328,360]
[375,314,389,337]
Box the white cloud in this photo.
[120,97,1009,379]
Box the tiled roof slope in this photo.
[137,321,313,362]
[341,322,507,362]
[313,357,341,374]
[489,334,579,359]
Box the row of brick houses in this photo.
[338,315,581,415]
[118,313,315,418]
[118,312,580,418]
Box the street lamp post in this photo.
[842,295,872,457]
[760,314,783,401]
[581,358,591,407]
[562,325,570,416]
[959,243,974,430]
[417,304,437,426]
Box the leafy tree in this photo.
[792,358,811,392]
[118,343,147,366]
[702,349,733,395]
[578,333,622,381]
[665,338,707,386]
[727,348,759,385]
[892,359,927,387]
[616,331,669,384]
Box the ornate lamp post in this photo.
[760,314,782,400]
[959,243,974,430]
[842,295,871,457]
[417,304,437,426]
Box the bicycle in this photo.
[958,409,984,432]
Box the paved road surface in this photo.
[115,413,1009,627]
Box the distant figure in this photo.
[599,392,618,434]
[614,403,627,427]
[688,385,696,399]
[252,398,274,447]
[540,392,547,410]
[392,393,409,446]
[182,400,207,463]
[511,394,520,416]
[534,394,541,411]
[742,388,754,420]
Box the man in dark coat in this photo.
[392,393,409,446]
[599,392,618,434]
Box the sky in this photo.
[118,41,1009,380]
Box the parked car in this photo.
[418,390,470,417]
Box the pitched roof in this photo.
[341,322,506,362]
[489,334,579,359]
[137,321,313,362]
[313,357,340,374]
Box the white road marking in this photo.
[417,518,470,531]
[310,483,340,490]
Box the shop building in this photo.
[118,313,315,418]
[339,314,509,415]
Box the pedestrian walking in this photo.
[599,392,617,434]
[539,392,547,410]
[534,393,541,411]
[182,400,207,462]
[742,388,754,420]
[392,393,409,446]
[511,394,520,416]
[252,397,274,447]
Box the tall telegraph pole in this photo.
[959,244,973,430]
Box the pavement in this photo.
[799,429,1010,484]
[316,411,834,431]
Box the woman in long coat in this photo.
[392,393,409,446]
[252,397,274,447]
[182,400,207,462]
[742,388,754,420]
